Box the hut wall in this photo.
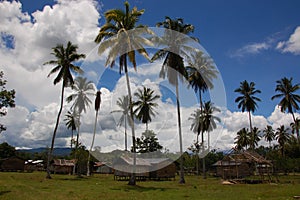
[0,158,24,171]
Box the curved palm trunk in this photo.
[199,91,206,179]
[46,83,65,179]
[176,84,185,184]
[123,56,137,186]
[87,109,99,176]
[70,130,73,149]
[248,111,254,150]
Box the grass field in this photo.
[0,172,299,200]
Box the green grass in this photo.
[0,172,299,200]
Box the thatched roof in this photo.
[214,150,272,166]
[53,159,75,166]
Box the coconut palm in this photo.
[87,90,101,176]
[111,95,130,151]
[250,127,261,149]
[200,101,220,179]
[186,51,218,109]
[234,128,250,150]
[151,16,197,184]
[45,41,85,179]
[94,1,153,186]
[64,110,79,149]
[275,125,291,157]
[133,86,160,131]
[66,76,95,175]
[234,80,261,149]
[271,77,300,138]
[290,118,300,136]
[263,125,275,147]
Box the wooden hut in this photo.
[113,156,151,180]
[0,157,24,171]
[94,162,114,174]
[213,150,272,179]
[147,158,176,180]
[113,156,176,181]
[51,159,75,174]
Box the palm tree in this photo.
[111,95,130,151]
[290,118,300,136]
[45,41,85,179]
[234,128,250,150]
[263,125,275,147]
[95,1,152,186]
[275,125,291,157]
[87,90,101,176]
[200,101,220,179]
[271,77,300,138]
[133,86,160,131]
[64,110,79,149]
[186,51,218,109]
[151,16,197,184]
[250,127,261,149]
[234,80,261,149]
[66,76,95,175]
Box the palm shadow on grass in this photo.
[0,191,11,196]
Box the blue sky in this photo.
[1,0,300,150]
[19,0,300,117]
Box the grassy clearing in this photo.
[0,172,299,200]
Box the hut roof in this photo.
[119,156,151,166]
[53,159,75,166]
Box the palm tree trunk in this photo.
[176,84,185,184]
[46,83,65,179]
[123,56,136,186]
[291,111,299,138]
[248,111,254,150]
[73,129,79,175]
[71,130,73,149]
[125,117,127,151]
[201,130,206,179]
[87,110,99,176]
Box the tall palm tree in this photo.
[234,80,261,149]
[111,95,130,151]
[87,90,101,176]
[275,125,291,157]
[263,125,275,147]
[271,77,300,138]
[151,16,197,184]
[64,110,79,149]
[95,1,152,186]
[234,128,250,150]
[200,101,220,179]
[67,76,95,175]
[133,86,160,131]
[45,41,85,179]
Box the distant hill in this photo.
[18,147,72,156]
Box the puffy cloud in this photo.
[276,26,300,55]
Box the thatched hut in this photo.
[113,156,176,181]
[94,162,114,174]
[147,158,176,180]
[113,156,151,180]
[213,150,272,179]
[51,159,75,174]
[0,157,24,171]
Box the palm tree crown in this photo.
[275,125,291,156]
[271,77,300,138]
[133,86,160,130]
[66,76,95,114]
[263,125,275,147]
[46,41,85,86]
